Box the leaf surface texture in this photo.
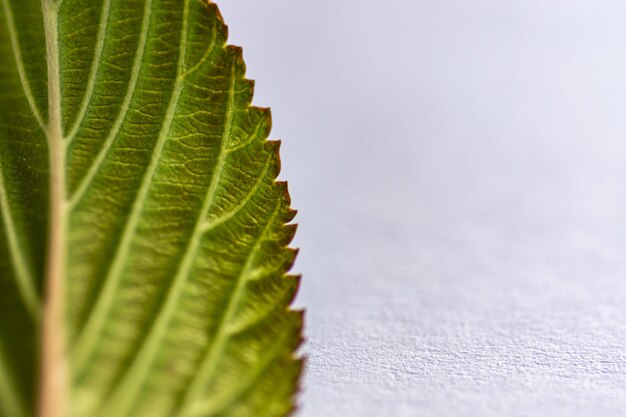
[0,1,302,416]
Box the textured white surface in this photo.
[219,1,626,416]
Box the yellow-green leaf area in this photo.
[0,0,302,416]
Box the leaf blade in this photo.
[1,0,302,416]
[0,0,46,129]
[0,161,39,319]
[0,0,50,414]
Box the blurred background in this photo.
[219,1,626,416]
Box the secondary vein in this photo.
[99,50,236,417]
[68,0,152,207]
[1,0,46,130]
[0,161,39,319]
[175,202,281,417]
[64,0,112,143]
[71,0,190,378]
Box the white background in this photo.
[219,2,626,416]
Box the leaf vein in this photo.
[201,151,272,233]
[0,161,39,319]
[174,201,282,417]
[70,0,189,379]
[68,0,152,208]
[98,46,238,417]
[63,0,112,142]
[194,322,291,417]
[0,0,46,130]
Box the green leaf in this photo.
[0,0,303,416]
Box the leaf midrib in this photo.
[3,2,298,416]
[39,2,68,417]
